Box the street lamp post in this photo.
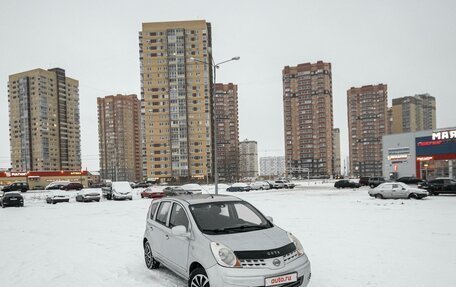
[190,54,240,195]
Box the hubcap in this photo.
[191,274,209,287]
[144,243,152,267]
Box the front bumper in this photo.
[206,255,311,287]
[113,194,132,200]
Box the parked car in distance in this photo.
[45,181,70,190]
[46,190,70,204]
[162,186,190,197]
[334,180,361,189]
[396,176,424,185]
[276,180,296,189]
[265,180,280,189]
[419,178,456,195]
[368,182,428,199]
[76,189,101,202]
[143,195,311,287]
[135,182,151,189]
[226,186,249,192]
[61,182,83,191]
[0,191,24,208]
[141,187,165,199]
[249,181,270,190]
[180,183,204,194]
[2,182,29,193]
[102,181,133,200]
[368,177,386,188]
[359,177,370,186]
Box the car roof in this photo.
[157,194,242,205]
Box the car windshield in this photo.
[189,201,272,235]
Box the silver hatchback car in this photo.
[143,195,311,287]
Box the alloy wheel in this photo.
[191,274,210,287]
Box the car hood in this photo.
[203,226,291,251]
[78,189,101,196]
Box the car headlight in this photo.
[288,232,305,257]
[210,242,241,268]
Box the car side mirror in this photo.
[266,216,274,223]
[171,225,189,237]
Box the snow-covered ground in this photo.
[1,183,455,287]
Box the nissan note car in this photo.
[143,194,311,287]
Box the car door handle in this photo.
[165,235,169,240]
[149,226,154,231]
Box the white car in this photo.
[143,195,311,287]
[103,181,133,200]
[368,182,428,199]
[181,183,204,194]
[76,189,101,202]
[249,181,270,190]
[46,190,70,204]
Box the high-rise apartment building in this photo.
[347,84,388,177]
[332,128,341,176]
[283,61,334,178]
[139,20,213,182]
[387,107,393,135]
[239,140,258,179]
[260,156,285,177]
[391,94,436,134]
[97,94,141,182]
[215,83,239,182]
[8,68,81,171]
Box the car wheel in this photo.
[409,193,418,199]
[21,188,27,193]
[375,194,383,199]
[259,187,263,190]
[369,184,375,188]
[189,267,210,287]
[144,241,160,269]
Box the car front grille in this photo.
[238,249,299,269]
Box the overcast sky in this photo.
[0,0,455,171]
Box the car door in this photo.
[162,202,191,277]
[390,184,403,198]
[380,184,393,198]
[151,201,172,262]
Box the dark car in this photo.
[359,177,370,186]
[334,180,361,189]
[46,184,67,190]
[226,186,250,192]
[368,177,386,188]
[396,177,424,185]
[0,192,24,208]
[135,182,151,188]
[2,182,29,193]
[419,178,456,195]
[61,182,83,191]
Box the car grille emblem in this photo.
[273,259,281,267]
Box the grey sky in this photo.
[1,0,455,171]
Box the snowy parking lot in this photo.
[1,183,455,287]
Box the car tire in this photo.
[188,266,210,287]
[369,184,375,188]
[21,188,27,193]
[375,194,383,199]
[144,241,160,270]
[259,187,263,190]
[409,193,418,199]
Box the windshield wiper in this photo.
[222,225,269,232]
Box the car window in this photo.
[234,203,263,225]
[155,201,171,225]
[169,203,189,229]
[382,184,392,190]
[150,202,159,220]
[392,184,400,189]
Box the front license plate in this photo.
[10,198,17,201]
[265,272,298,286]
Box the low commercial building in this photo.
[382,127,456,180]
[0,171,90,189]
